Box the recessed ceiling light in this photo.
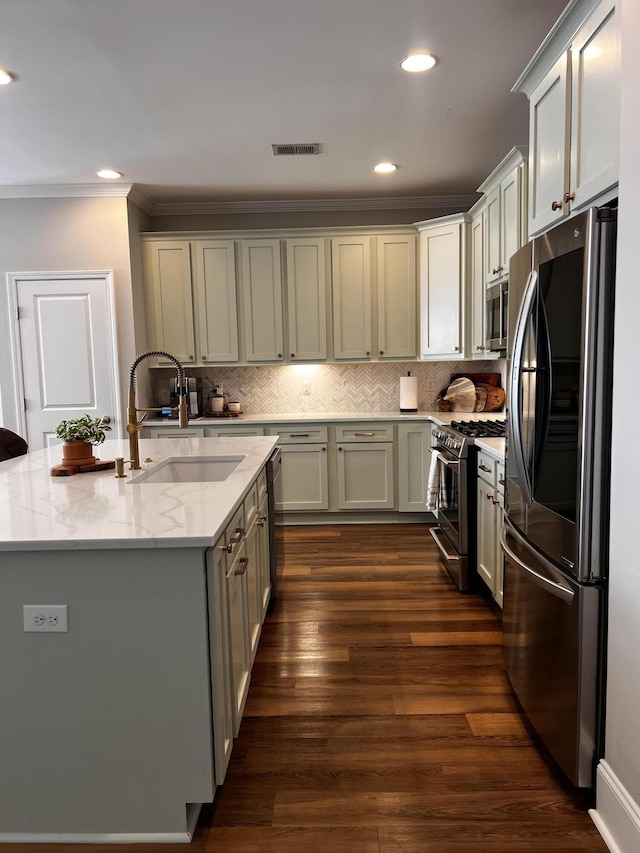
[0,68,15,85]
[373,162,397,174]
[96,169,123,179]
[400,53,436,73]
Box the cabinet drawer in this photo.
[335,424,394,442]
[204,426,265,437]
[268,425,328,443]
[477,451,497,483]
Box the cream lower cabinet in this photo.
[517,0,620,236]
[397,422,432,513]
[335,424,395,510]
[476,450,505,607]
[268,425,329,511]
[206,543,234,784]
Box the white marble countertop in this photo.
[474,437,506,460]
[148,410,506,427]
[0,435,278,552]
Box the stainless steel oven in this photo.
[486,280,508,352]
[428,419,506,593]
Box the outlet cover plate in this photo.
[23,604,69,632]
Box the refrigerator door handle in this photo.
[509,269,538,504]
[500,521,575,605]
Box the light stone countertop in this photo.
[474,437,506,460]
[0,435,277,552]
[149,410,507,427]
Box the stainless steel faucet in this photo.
[126,350,188,470]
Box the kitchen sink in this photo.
[128,455,246,485]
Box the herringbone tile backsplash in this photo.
[152,360,506,414]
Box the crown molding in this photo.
[148,194,480,216]
[0,183,133,199]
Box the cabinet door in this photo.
[331,236,372,359]
[336,442,394,510]
[240,239,284,362]
[500,165,523,279]
[286,238,327,361]
[477,476,497,594]
[192,240,239,363]
[226,541,251,736]
[528,52,571,235]
[569,0,620,211]
[484,187,502,284]
[244,518,262,664]
[278,444,329,511]
[397,423,431,513]
[206,545,234,784]
[419,222,463,359]
[257,494,271,621]
[470,207,487,358]
[143,240,196,365]
[377,234,416,359]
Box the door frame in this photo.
[7,270,121,440]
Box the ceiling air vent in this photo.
[272,143,320,156]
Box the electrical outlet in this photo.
[302,379,312,396]
[23,605,69,633]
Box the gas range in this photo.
[431,419,506,459]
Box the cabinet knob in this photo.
[379,350,384,356]
[551,200,563,211]
[492,267,500,275]
[366,351,371,357]
[338,446,343,452]
[291,353,295,358]
[563,192,575,203]
[188,355,194,360]
[454,346,460,352]
[476,345,485,351]
[321,446,326,452]
[278,353,283,359]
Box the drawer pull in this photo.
[257,514,267,528]
[355,432,375,437]
[222,527,244,553]
[234,557,249,576]
[499,478,506,486]
[289,433,310,438]
[479,464,492,473]
[486,493,499,506]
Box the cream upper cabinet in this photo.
[143,240,196,365]
[416,214,469,360]
[477,147,528,284]
[376,234,417,359]
[240,239,284,362]
[285,237,327,361]
[469,200,488,359]
[516,0,620,236]
[331,236,372,360]
[192,240,239,363]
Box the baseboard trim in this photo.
[0,803,203,845]
[590,760,640,853]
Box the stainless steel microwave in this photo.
[486,280,508,352]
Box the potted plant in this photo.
[55,415,111,466]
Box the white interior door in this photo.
[10,272,120,450]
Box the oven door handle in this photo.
[429,526,460,563]
[433,453,459,470]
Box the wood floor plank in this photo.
[466,712,530,736]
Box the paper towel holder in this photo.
[399,370,418,413]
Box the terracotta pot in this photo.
[62,440,96,467]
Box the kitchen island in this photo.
[0,434,277,843]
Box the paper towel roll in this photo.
[399,375,418,412]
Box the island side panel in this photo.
[0,547,214,837]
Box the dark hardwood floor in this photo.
[18,524,609,853]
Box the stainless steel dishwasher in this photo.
[266,446,284,604]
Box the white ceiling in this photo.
[0,0,568,209]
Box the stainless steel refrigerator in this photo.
[502,206,616,788]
